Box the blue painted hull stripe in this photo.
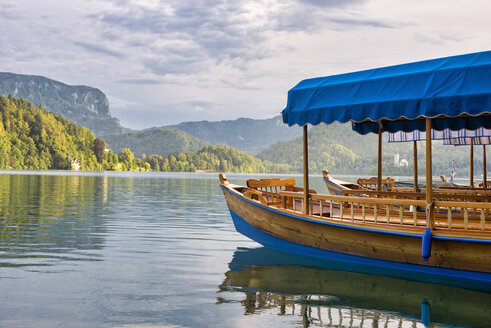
[323,178,345,195]
[221,185,491,243]
[229,208,491,284]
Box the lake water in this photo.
[0,171,490,328]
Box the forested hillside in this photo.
[0,95,101,170]
[257,123,486,178]
[0,95,156,171]
[102,128,211,157]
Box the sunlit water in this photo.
[0,171,489,328]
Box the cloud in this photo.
[0,1,21,20]
[297,0,368,7]
[328,15,396,29]
[116,79,164,85]
[271,2,397,32]
[73,41,125,58]
[86,0,389,77]
[413,31,469,45]
[142,50,208,76]
[90,0,267,64]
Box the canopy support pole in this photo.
[413,141,419,192]
[425,118,434,229]
[377,123,382,196]
[484,145,487,188]
[470,139,474,186]
[303,125,310,214]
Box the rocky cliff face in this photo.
[0,72,124,136]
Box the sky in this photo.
[0,0,490,130]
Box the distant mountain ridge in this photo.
[102,128,211,157]
[165,116,303,154]
[101,115,305,159]
[0,72,125,136]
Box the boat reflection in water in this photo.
[217,247,491,328]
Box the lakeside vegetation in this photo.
[0,96,287,173]
[1,96,486,178]
[144,145,289,173]
[0,95,150,171]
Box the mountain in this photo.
[102,128,211,157]
[0,72,125,136]
[166,116,303,154]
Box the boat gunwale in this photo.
[220,183,491,243]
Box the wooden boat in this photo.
[220,51,491,284]
[322,169,402,195]
[322,169,468,195]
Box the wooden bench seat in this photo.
[245,177,316,206]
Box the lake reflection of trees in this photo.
[0,174,109,268]
[218,247,491,328]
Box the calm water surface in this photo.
[0,171,490,328]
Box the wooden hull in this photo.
[221,184,491,282]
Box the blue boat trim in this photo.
[323,179,344,196]
[222,185,491,243]
[432,235,491,243]
[228,208,491,285]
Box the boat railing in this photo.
[278,191,491,233]
[433,200,491,231]
[279,191,427,227]
[338,189,491,203]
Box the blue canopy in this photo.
[282,51,491,134]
